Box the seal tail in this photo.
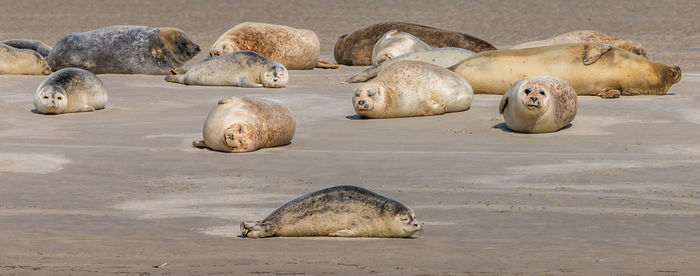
[344,65,381,83]
[240,221,260,237]
[316,59,339,69]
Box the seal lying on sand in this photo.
[511,30,647,58]
[34,68,108,114]
[210,22,338,69]
[0,44,51,75]
[353,61,473,118]
[499,76,577,133]
[450,43,681,98]
[193,97,295,153]
[240,185,422,238]
[371,30,431,65]
[48,25,200,74]
[334,21,496,66]
[0,39,52,59]
[165,51,288,88]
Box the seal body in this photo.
[450,43,681,98]
[34,68,108,114]
[193,97,295,153]
[499,76,577,133]
[0,39,53,59]
[210,22,337,70]
[511,30,647,58]
[334,21,496,66]
[345,47,474,83]
[240,185,422,238]
[353,61,473,119]
[371,30,431,65]
[48,25,200,74]
[165,51,288,88]
[0,44,51,75]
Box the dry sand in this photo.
[1,0,700,275]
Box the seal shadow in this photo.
[492,122,573,133]
[345,114,367,120]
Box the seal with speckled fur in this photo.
[499,76,577,133]
[0,39,52,59]
[34,68,108,114]
[334,21,496,66]
[210,22,337,69]
[48,25,200,74]
[511,30,647,58]
[353,61,473,119]
[192,97,295,153]
[165,51,288,88]
[371,30,431,65]
[240,185,422,238]
[450,43,681,98]
[0,44,51,75]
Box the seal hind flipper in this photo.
[192,140,207,148]
[316,59,339,69]
[582,44,613,65]
[240,221,277,238]
[164,74,186,84]
[344,66,382,83]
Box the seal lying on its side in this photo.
[0,39,53,59]
[0,44,51,75]
[499,76,577,133]
[241,185,422,238]
[34,68,108,114]
[165,51,288,88]
[193,97,295,153]
[450,43,681,98]
[371,30,431,65]
[511,30,647,58]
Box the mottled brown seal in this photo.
[371,30,431,65]
[34,68,108,114]
[511,30,648,58]
[240,185,422,238]
[0,44,51,75]
[499,76,577,133]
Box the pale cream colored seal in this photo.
[511,30,647,58]
[0,44,51,75]
[34,68,108,114]
[241,185,422,238]
[193,97,295,153]
[371,30,431,65]
[499,76,577,133]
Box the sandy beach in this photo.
[1,0,700,275]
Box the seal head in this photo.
[34,86,67,114]
[353,83,387,114]
[260,64,289,88]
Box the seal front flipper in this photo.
[329,229,357,237]
[80,105,96,112]
[498,88,511,114]
[596,89,621,99]
[192,140,207,148]
[582,44,613,65]
[239,76,263,88]
[316,59,339,69]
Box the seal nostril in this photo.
[530,97,538,102]
[358,100,365,106]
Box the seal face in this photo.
[192,97,295,153]
[498,76,577,133]
[334,21,496,66]
[240,185,422,238]
[47,25,200,74]
[371,30,431,65]
[165,50,288,88]
[0,44,51,75]
[34,68,108,114]
[0,39,53,59]
[352,61,473,119]
[511,30,648,58]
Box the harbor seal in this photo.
[511,30,647,58]
[209,22,338,69]
[499,76,577,133]
[353,61,473,119]
[0,44,51,75]
[345,47,474,83]
[165,50,288,88]
[334,21,496,66]
[192,97,295,153]
[48,25,200,74]
[450,43,681,98]
[240,185,422,238]
[0,39,53,59]
[34,68,108,114]
[371,30,431,65]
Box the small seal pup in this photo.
[345,47,474,83]
[193,97,295,153]
[240,185,422,238]
[34,68,108,114]
[0,44,51,75]
[48,25,200,74]
[210,22,338,69]
[499,76,577,133]
[371,30,431,65]
[450,43,681,98]
[511,30,647,58]
[165,51,288,88]
[334,21,496,66]
[0,39,53,59]
[353,61,473,119]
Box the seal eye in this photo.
[57,96,62,100]
[524,88,531,95]
[539,90,545,96]
[43,96,49,99]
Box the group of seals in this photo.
[34,68,108,114]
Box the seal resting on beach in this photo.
[371,30,431,65]
[0,39,52,59]
[0,44,51,75]
[511,30,647,58]
[499,76,577,133]
[34,68,108,114]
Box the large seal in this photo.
[0,44,51,75]
[0,39,53,59]
[450,43,681,98]
[353,61,473,119]
[240,185,422,238]
[511,30,647,58]
[334,21,496,66]
[34,68,108,114]
[193,97,295,153]
[165,51,288,88]
[371,30,431,65]
[345,47,474,83]
[48,25,200,74]
[498,76,577,133]
[210,22,337,69]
